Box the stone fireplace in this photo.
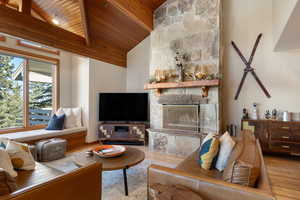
[148,0,221,157]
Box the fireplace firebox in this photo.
[162,105,199,131]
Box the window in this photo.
[17,40,60,56]
[0,56,24,129]
[0,51,58,131]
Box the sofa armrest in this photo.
[0,163,102,200]
[148,164,275,200]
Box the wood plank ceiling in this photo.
[0,0,166,67]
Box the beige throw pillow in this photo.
[6,141,35,170]
[215,132,236,171]
[57,107,82,128]
[0,149,17,178]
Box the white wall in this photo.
[71,55,90,131]
[71,56,127,143]
[127,37,151,92]
[273,0,298,49]
[89,59,127,142]
[223,0,300,130]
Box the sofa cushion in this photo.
[46,114,66,130]
[0,149,17,178]
[176,149,222,179]
[6,141,36,171]
[149,184,203,200]
[215,132,236,171]
[0,127,87,143]
[0,169,17,195]
[199,135,219,170]
[223,132,261,187]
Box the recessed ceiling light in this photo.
[52,18,59,25]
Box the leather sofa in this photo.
[148,131,275,200]
[0,162,102,200]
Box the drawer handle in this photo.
[282,136,290,139]
[281,127,290,130]
[281,145,290,149]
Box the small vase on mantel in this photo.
[175,52,184,82]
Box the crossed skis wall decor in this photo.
[231,33,271,100]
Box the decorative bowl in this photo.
[92,145,126,158]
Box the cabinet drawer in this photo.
[269,141,291,153]
[291,143,300,156]
[269,129,291,141]
[269,123,292,141]
[292,127,300,142]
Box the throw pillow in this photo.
[6,141,36,170]
[215,132,236,171]
[56,107,82,128]
[46,114,65,130]
[0,169,17,195]
[199,135,220,170]
[149,184,203,200]
[223,132,261,187]
[0,149,17,178]
[201,132,218,146]
[0,138,9,150]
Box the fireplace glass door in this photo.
[162,105,199,131]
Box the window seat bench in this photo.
[0,127,87,151]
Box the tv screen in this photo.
[99,93,148,122]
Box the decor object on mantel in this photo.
[175,52,185,82]
[144,79,219,97]
[232,33,271,100]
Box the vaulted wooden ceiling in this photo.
[0,0,166,67]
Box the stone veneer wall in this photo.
[150,0,222,133]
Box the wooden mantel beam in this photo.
[107,0,153,32]
[0,5,126,67]
[19,0,32,15]
[78,0,90,46]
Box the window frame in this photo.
[16,40,60,56]
[0,46,60,134]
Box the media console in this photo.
[98,123,146,145]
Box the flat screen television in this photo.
[99,93,148,122]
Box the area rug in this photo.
[44,156,151,200]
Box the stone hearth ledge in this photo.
[147,128,205,157]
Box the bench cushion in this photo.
[0,127,87,143]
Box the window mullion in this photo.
[23,58,29,128]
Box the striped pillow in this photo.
[199,136,220,170]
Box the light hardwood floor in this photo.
[264,155,300,200]
[71,144,300,200]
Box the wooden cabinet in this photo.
[98,123,146,145]
[242,120,300,156]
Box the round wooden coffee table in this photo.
[72,146,145,196]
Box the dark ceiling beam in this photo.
[107,0,153,32]
[19,0,32,15]
[78,0,90,46]
[0,5,126,67]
